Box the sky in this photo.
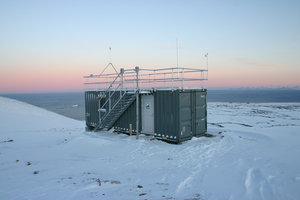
[0,0,299,93]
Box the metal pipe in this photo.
[135,66,140,140]
[182,68,185,89]
[154,71,156,89]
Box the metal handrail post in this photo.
[139,72,141,92]
[109,90,111,111]
[106,75,108,89]
[154,70,156,90]
[120,68,124,97]
[96,76,98,91]
[124,72,126,90]
[182,68,185,89]
[172,69,174,91]
[135,66,140,140]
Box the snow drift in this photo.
[0,96,300,199]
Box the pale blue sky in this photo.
[0,0,299,92]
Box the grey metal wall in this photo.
[113,97,140,132]
[86,89,207,143]
[154,90,180,142]
[85,91,106,128]
[112,89,207,143]
[153,89,207,143]
[194,91,207,137]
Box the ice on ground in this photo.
[0,97,300,199]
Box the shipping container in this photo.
[84,64,208,143]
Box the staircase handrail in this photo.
[97,73,121,111]
[100,91,128,123]
[99,83,123,120]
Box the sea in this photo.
[1,90,300,121]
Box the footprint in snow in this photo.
[245,168,276,200]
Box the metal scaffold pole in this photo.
[135,66,140,140]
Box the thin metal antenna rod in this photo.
[109,47,111,84]
[205,53,208,79]
[177,38,179,78]
[109,47,111,63]
[176,38,178,68]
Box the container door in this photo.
[141,95,154,134]
[195,92,207,136]
[179,93,192,139]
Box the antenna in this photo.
[176,38,178,68]
[205,53,208,79]
[109,47,111,63]
[109,47,112,84]
[176,38,179,78]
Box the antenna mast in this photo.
[176,38,178,68]
[176,38,179,78]
[109,47,111,63]
[205,53,208,79]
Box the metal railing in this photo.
[84,64,208,92]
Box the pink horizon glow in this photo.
[1,70,299,94]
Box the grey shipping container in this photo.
[85,88,207,143]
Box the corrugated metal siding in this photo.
[113,98,138,132]
[86,89,207,143]
[154,90,180,142]
[195,91,207,136]
[85,91,106,128]
[179,92,193,141]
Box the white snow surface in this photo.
[1,96,300,200]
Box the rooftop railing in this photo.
[84,63,208,92]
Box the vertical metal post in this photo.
[172,69,174,91]
[182,68,185,90]
[96,76,98,91]
[98,96,101,124]
[106,75,108,89]
[205,53,208,79]
[139,71,141,92]
[135,66,140,140]
[85,77,88,91]
[154,70,156,90]
[124,71,126,90]
[177,38,179,78]
[120,68,124,97]
[109,47,111,63]
[109,90,111,111]
[202,71,205,88]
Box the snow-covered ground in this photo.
[0,96,300,200]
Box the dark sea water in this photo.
[207,90,300,103]
[1,92,85,121]
[1,90,300,121]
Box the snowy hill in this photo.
[0,96,300,200]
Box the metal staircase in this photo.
[93,92,136,131]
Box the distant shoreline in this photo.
[1,89,299,121]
